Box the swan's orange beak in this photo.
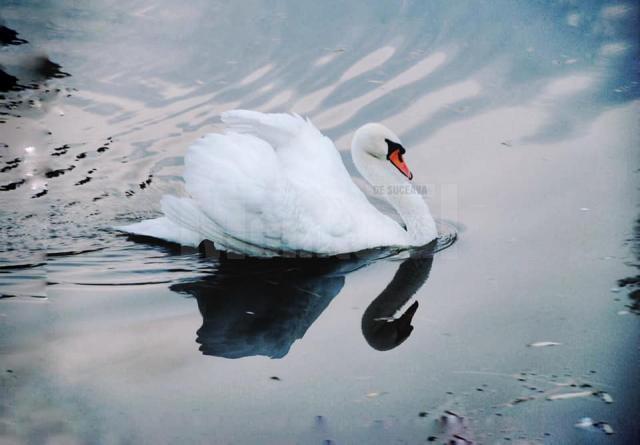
[388,149,413,180]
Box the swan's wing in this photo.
[181,116,394,255]
[181,131,298,253]
[221,110,307,150]
[220,111,400,251]
[221,110,366,200]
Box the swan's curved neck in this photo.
[352,149,436,245]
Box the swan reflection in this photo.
[170,242,435,359]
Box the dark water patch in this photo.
[46,247,107,258]
[0,25,28,46]
[31,189,47,198]
[138,175,152,189]
[0,68,19,92]
[0,157,21,172]
[618,217,639,315]
[0,262,46,271]
[92,193,108,202]
[0,178,25,191]
[74,176,91,186]
[0,55,69,94]
[0,163,19,173]
[45,164,75,178]
[28,56,69,80]
[50,144,70,157]
[61,280,173,286]
[0,294,47,300]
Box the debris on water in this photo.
[427,436,437,442]
[245,311,255,315]
[575,417,614,435]
[610,287,621,293]
[269,376,281,381]
[452,434,473,444]
[579,207,590,211]
[527,341,561,348]
[510,396,535,405]
[440,410,464,424]
[500,141,513,147]
[418,411,428,417]
[598,422,614,435]
[366,391,387,398]
[547,390,593,401]
[617,310,629,315]
[596,391,614,404]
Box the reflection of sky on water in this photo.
[2,1,637,144]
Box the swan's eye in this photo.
[385,139,405,157]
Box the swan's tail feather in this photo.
[161,195,280,257]
[221,109,305,149]
[115,217,203,247]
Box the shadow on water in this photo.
[170,241,437,359]
[619,217,640,314]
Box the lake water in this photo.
[1,1,639,443]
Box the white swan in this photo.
[117,110,437,257]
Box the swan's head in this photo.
[352,123,413,180]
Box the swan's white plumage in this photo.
[117,110,434,256]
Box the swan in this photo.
[117,110,437,257]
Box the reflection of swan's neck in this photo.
[352,148,436,245]
[361,249,435,350]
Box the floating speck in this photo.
[527,341,561,348]
[599,392,614,404]
[597,422,614,435]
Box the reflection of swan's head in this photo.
[352,123,413,180]
[362,247,435,351]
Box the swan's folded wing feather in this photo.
[221,110,306,149]
[183,132,300,252]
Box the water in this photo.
[1,0,639,443]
